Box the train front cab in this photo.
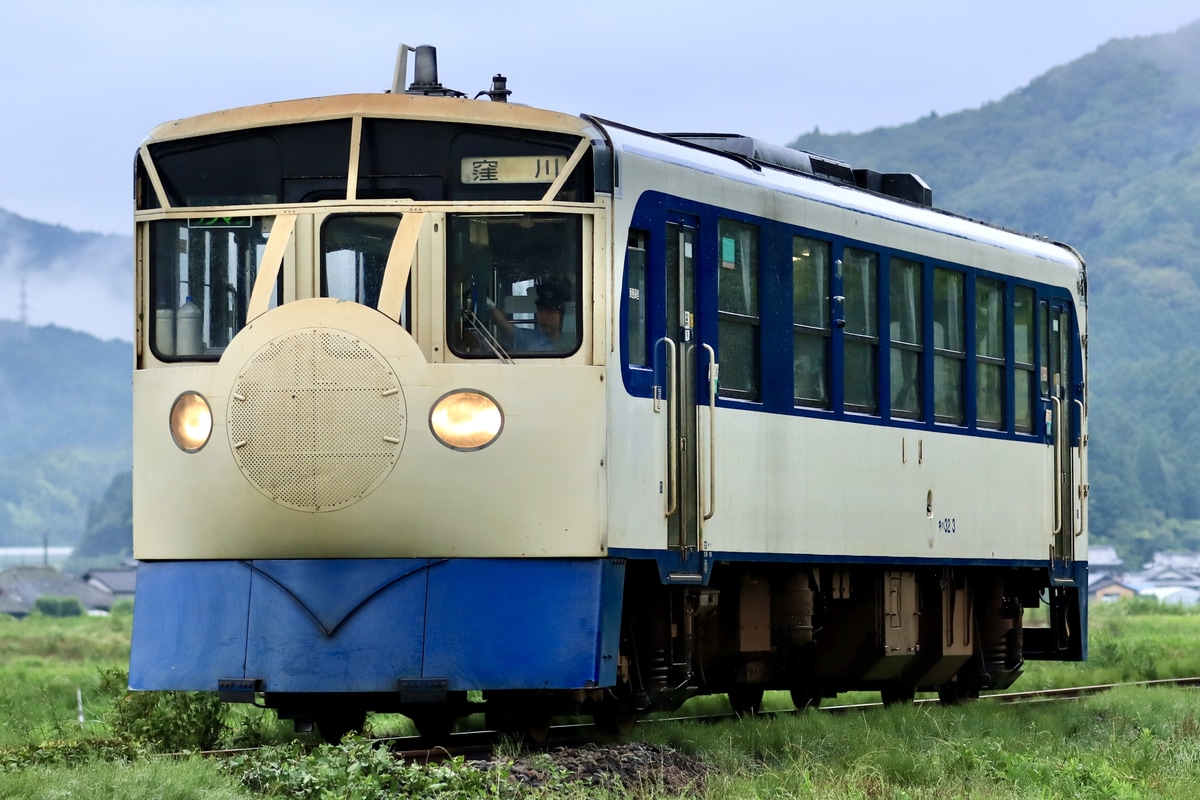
[129,97,633,739]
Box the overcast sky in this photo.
[3,1,1198,236]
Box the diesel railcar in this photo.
[130,46,1088,741]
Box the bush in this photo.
[108,598,133,618]
[224,736,518,799]
[32,597,84,618]
[99,670,225,752]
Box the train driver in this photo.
[489,282,570,352]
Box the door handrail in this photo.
[1074,398,1085,538]
[1050,395,1063,537]
[701,343,718,521]
[660,338,678,518]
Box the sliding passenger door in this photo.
[662,221,705,561]
[1044,300,1078,580]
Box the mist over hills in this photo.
[792,20,1200,563]
[0,209,130,342]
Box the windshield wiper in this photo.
[461,309,515,364]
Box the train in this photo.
[129,45,1088,741]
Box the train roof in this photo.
[142,92,598,144]
[592,119,1083,273]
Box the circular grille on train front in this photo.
[227,329,406,512]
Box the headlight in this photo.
[429,390,503,451]
[169,391,213,453]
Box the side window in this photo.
[889,258,923,419]
[717,219,760,399]
[1014,286,1036,432]
[321,214,402,310]
[793,236,831,408]
[625,230,649,367]
[975,277,1005,429]
[933,267,965,424]
[843,247,879,415]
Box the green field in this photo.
[3,599,1200,798]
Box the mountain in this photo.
[789,20,1200,564]
[0,209,131,342]
[0,321,131,548]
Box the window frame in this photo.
[716,217,762,401]
[888,257,924,421]
[792,235,832,409]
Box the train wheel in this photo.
[410,711,456,742]
[522,709,552,744]
[937,678,981,706]
[880,684,916,707]
[315,710,367,744]
[593,700,638,736]
[789,687,822,712]
[728,686,765,717]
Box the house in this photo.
[0,586,26,617]
[1088,545,1125,580]
[1139,585,1200,607]
[0,566,116,617]
[1127,552,1200,595]
[82,567,137,600]
[1087,545,1135,603]
[1088,573,1138,603]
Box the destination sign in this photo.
[461,155,566,185]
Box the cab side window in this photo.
[625,230,649,367]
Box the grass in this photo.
[0,758,249,800]
[4,596,1200,797]
[635,685,1200,799]
[0,611,132,746]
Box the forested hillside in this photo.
[791,21,1200,565]
[0,321,131,549]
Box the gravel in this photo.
[471,741,711,795]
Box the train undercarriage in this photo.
[259,559,1084,742]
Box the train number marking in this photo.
[937,518,956,533]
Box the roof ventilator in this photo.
[664,133,932,207]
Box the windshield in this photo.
[150,217,278,360]
[446,213,582,358]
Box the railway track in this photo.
[192,676,1200,764]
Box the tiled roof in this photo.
[0,567,115,614]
